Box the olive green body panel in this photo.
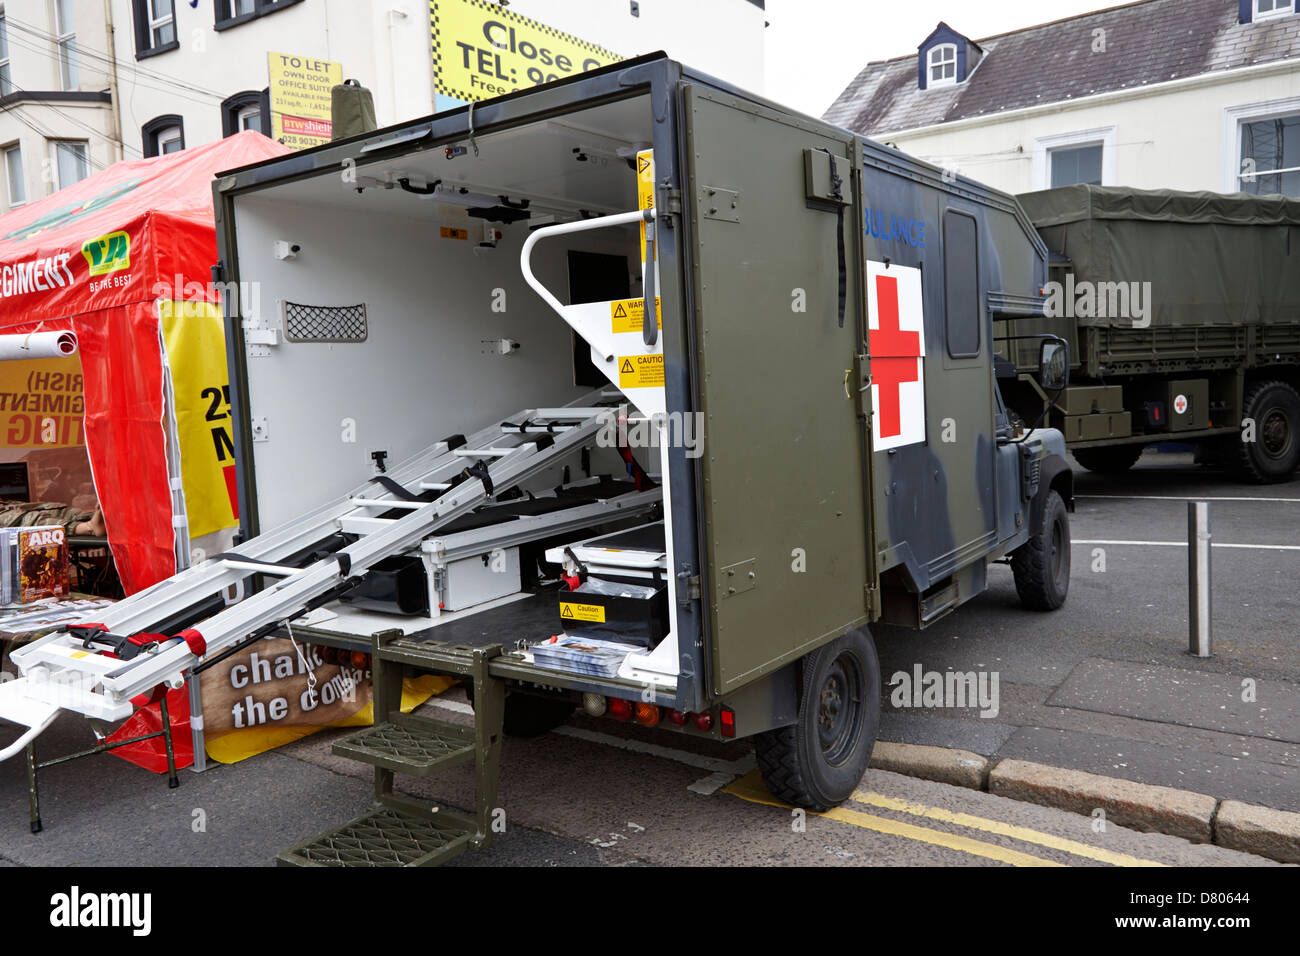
[684,85,872,695]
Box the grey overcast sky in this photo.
[764,0,1123,116]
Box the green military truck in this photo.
[1,55,1075,864]
[1008,186,1300,482]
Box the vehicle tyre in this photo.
[1072,444,1144,474]
[1011,489,1071,611]
[464,684,574,738]
[1235,380,1300,484]
[754,629,880,811]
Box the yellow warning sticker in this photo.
[637,148,654,264]
[611,297,662,334]
[440,226,469,240]
[70,651,89,659]
[618,353,665,389]
[560,601,605,623]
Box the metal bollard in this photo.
[1188,501,1212,657]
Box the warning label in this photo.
[618,353,665,389]
[611,297,661,334]
[638,148,654,264]
[560,601,605,623]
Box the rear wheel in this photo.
[464,684,574,738]
[1072,444,1144,474]
[754,629,880,811]
[1011,489,1071,611]
[1235,381,1300,483]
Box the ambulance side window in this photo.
[943,211,980,359]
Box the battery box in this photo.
[557,577,668,648]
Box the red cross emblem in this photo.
[869,271,924,441]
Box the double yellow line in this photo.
[725,772,1165,867]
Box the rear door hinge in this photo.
[677,569,700,605]
[663,188,683,218]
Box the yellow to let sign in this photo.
[618,354,665,389]
[560,601,605,623]
[431,0,621,102]
[268,52,343,150]
[611,298,661,334]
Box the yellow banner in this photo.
[0,357,84,448]
[431,0,620,102]
[268,51,343,150]
[159,300,239,541]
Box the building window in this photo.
[4,143,24,206]
[133,0,178,57]
[928,44,957,87]
[54,0,78,90]
[142,115,185,157]
[1050,144,1104,187]
[52,140,88,188]
[222,90,270,136]
[0,12,12,97]
[1032,127,1116,190]
[1254,0,1295,20]
[215,0,304,30]
[1239,113,1300,196]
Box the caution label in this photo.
[611,297,661,334]
[560,601,605,623]
[440,226,469,240]
[618,353,665,389]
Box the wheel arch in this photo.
[1030,453,1074,536]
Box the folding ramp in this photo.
[0,393,659,837]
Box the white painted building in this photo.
[824,0,1300,198]
[0,0,767,216]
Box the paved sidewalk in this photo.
[875,452,1300,814]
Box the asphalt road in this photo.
[0,449,1295,867]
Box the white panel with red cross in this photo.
[866,261,926,451]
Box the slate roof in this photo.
[823,0,1300,135]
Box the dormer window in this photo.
[928,44,957,87]
[1255,0,1295,19]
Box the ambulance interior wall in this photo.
[231,193,646,532]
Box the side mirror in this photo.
[1040,339,1070,391]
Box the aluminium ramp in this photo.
[0,398,618,757]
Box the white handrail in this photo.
[520,208,655,321]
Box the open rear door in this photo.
[684,84,872,695]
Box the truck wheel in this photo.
[464,684,574,738]
[1236,381,1300,483]
[1072,445,1144,474]
[753,629,880,811]
[1011,489,1071,611]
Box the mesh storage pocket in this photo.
[282,301,368,343]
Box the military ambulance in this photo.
[1,55,1072,864]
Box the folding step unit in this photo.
[277,637,504,867]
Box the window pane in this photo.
[5,147,24,204]
[153,0,175,16]
[0,16,8,60]
[56,143,88,187]
[55,0,75,33]
[1050,145,1103,188]
[0,64,10,98]
[944,212,980,357]
[1240,114,1300,196]
[153,21,175,46]
[239,107,261,130]
[59,40,79,89]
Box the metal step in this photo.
[331,712,475,776]
[276,806,474,867]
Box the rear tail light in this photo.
[582,693,607,717]
[667,709,689,727]
[693,711,713,733]
[719,707,736,738]
[350,651,370,670]
[609,698,633,721]
[634,702,661,727]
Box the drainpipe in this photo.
[102,0,124,162]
